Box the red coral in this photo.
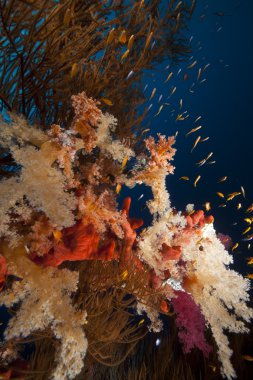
[172,291,212,357]
[0,254,8,291]
[30,222,117,267]
[186,210,214,229]
[160,244,181,261]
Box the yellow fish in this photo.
[116,183,122,194]
[246,204,253,213]
[71,63,78,78]
[243,226,251,235]
[246,258,253,265]
[164,72,173,83]
[187,60,197,69]
[191,136,201,152]
[216,192,225,198]
[244,218,252,225]
[180,176,189,181]
[121,270,128,279]
[106,28,115,45]
[121,156,128,169]
[154,105,164,117]
[127,35,134,50]
[176,113,184,121]
[144,31,153,50]
[121,49,130,61]
[185,126,202,137]
[141,128,150,135]
[149,87,156,101]
[237,203,242,210]
[194,175,201,187]
[138,318,145,326]
[101,97,113,106]
[232,243,239,252]
[246,274,253,279]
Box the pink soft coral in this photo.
[172,291,212,357]
[144,133,176,173]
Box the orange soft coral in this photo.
[144,133,176,172]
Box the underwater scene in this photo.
[0,0,253,379]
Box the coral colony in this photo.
[0,93,252,379]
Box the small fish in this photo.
[144,31,153,50]
[242,234,253,242]
[216,192,225,198]
[203,63,210,71]
[149,88,156,101]
[246,274,253,279]
[208,365,216,373]
[189,35,194,43]
[185,125,202,136]
[227,192,241,201]
[204,202,211,211]
[246,204,253,213]
[218,204,227,208]
[242,355,253,362]
[187,60,197,69]
[147,104,153,111]
[248,244,251,250]
[194,175,201,187]
[243,226,251,235]
[217,26,222,32]
[232,243,239,252]
[121,156,129,169]
[237,203,242,210]
[121,49,130,61]
[143,84,148,92]
[164,72,173,83]
[246,258,253,265]
[71,63,78,78]
[119,30,127,43]
[218,176,227,183]
[174,1,183,11]
[138,318,145,326]
[141,128,150,136]
[176,113,184,121]
[120,269,128,279]
[170,86,177,96]
[116,183,122,194]
[177,68,182,76]
[180,176,189,181]
[191,136,201,152]
[127,35,134,50]
[183,73,189,81]
[196,158,207,167]
[138,194,144,201]
[197,68,202,81]
[241,186,246,198]
[206,160,216,165]
[106,28,115,45]
[158,94,163,102]
[244,218,252,224]
[200,136,209,143]
[180,98,183,109]
[199,78,207,84]
[101,97,113,106]
[154,105,164,117]
[194,116,202,123]
[126,70,134,80]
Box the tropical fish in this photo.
[149,88,156,101]
[218,176,227,183]
[127,34,134,50]
[106,28,115,45]
[191,136,201,152]
[203,63,210,71]
[244,218,252,225]
[121,156,128,169]
[194,116,202,123]
[200,136,209,143]
[180,98,183,109]
[218,204,227,208]
[197,68,202,81]
[246,204,253,213]
[242,234,253,242]
[242,226,251,235]
[170,86,177,96]
[154,105,164,117]
[216,192,225,198]
[194,175,201,187]
[101,97,113,106]
[138,194,144,201]
[246,274,253,279]
[232,243,239,252]
[141,128,150,136]
[241,186,246,198]
[53,230,62,242]
[116,183,122,194]
[180,176,189,181]
[187,60,197,69]
[144,31,153,50]
[71,63,78,78]
[237,203,242,210]
[204,202,211,211]
[121,49,130,61]
[246,258,253,265]
[126,70,134,80]
[165,72,173,83]
[186,126,202,136]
